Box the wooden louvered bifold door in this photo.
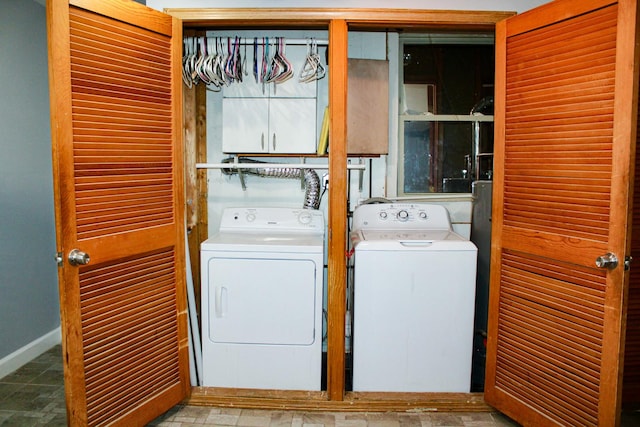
[47,0,188,425]
[485,0,639,426]
[624,84,640,405]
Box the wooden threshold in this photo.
[185,387,491,412]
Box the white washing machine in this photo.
[201,207,324,390]
[350,203,477,392]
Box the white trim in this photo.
[196,162,366,170]
[399,33,494,45]
[0,327,62,378]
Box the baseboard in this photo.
[0,327,62,379]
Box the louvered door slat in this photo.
[73,92,173,115]
[73,113,172,129]
[78,246,181,426]
[500,300,603,363]
[87,352,177,426]
[502,4,616,257]
[69,6,175,244]
[497,320,602,387]
[74,100,172,118]
[495,251,606,425]
[85,330,177,388]
[496,339,600,409]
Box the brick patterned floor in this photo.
[2,346,639,426]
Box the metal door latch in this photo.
[55,252,63,267]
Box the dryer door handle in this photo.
[215,286,227,317]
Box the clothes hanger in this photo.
[299,38,325,83]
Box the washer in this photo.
[201,207,324,390]
[350,203,477,392]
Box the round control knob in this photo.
[246,213,256,222]
[298,211,313,225]
[419,211,428,219]
[379,211,388,220]
[397,210,409,221]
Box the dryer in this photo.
[350,203,477,392]
[201,207,324,390]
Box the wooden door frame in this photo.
[173,7,512,410]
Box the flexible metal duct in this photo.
[221,157,321,210]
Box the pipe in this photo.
[221,157,322,210]
[470,96,494,181]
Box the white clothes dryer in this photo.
[201,207,324,390]
[350,203,477,392]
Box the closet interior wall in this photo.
[184,38,208,317]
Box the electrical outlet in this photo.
[322,173,329,190]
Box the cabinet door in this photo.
[222,97,269,153]
[269,98,317,154]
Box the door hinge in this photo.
[55,251,63,267]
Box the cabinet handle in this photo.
[261,132,265,150]
[272,133,276,151]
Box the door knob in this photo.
[595,252,618,269]
[68,249,90,266]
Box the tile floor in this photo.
[1,345,639,426]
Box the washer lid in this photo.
[351,229,476,251]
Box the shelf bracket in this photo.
[234,155,247,191]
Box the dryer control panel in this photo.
[352,203,452,231]
[219,207,324,233]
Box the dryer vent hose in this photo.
[221,157,321,210]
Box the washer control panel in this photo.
[353,203,452,231]
[220,207,325,232]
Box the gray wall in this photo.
[0,0,59,359]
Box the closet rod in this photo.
[198,37,328,46]
[196,162,364,170]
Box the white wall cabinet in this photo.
[222,44,318,99]
[222,97,317,154]
[221,44,318,154]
